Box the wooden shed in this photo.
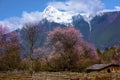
[86,63,120,73]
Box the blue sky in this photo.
[0,0,49,20]
[102,0,120,9]
[0,0,120,20]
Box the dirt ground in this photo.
[0,72,120,80]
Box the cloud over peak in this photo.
[48,0,105,15]
[0,11,42,32]
[115,6,120,10]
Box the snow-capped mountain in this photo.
[1,5,120,50]
[42,6,75,24]
[41,7,120,50]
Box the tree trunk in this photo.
[29,45,33,76]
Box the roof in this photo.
[86,63,120,72]
[86,64,108,70]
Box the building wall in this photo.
[100,66,120,73]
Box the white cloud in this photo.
[98,6,120,13]
[48,0,105,15]
[115,6,120,10]
[0,11,42,32]
[0,17,22,31]
[22,11,42,23]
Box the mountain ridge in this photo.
[1,6,120,49]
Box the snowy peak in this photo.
[43,6,59,15]
[96,10,120,17]
[42,6,73,24]
[80,13,95,21]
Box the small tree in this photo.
[113,44,120,63]
[0,25,21,71]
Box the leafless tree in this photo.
[21,22,43,75]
